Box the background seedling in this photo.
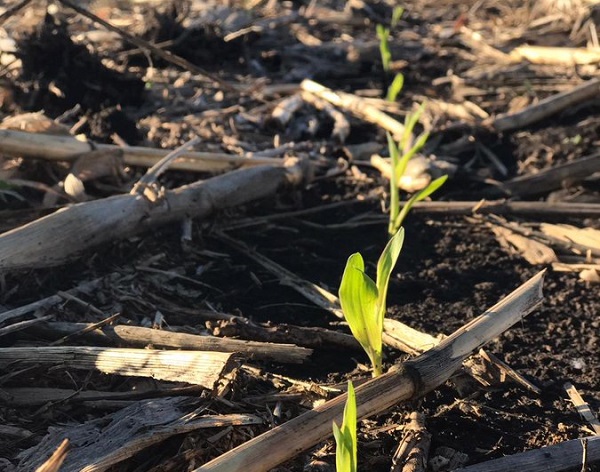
[378,6,405,100]
[386,106,447,236]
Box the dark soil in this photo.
[0,0,598,471]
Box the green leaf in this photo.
[332,381,358,472]
[387,133,400,235]
[386,73,404,102]
[413,175,448,202]
[401,102,426,153]
[393,175,448,231]
[396,132,429,179]
[339,253,379,355]
[345,381,357,471]
[376,25,391,72]
[376,227,405,326]
[391,6,404,28]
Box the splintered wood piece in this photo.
[564,382,600,435]
[0,161,306,271]
[33,322,313,364]
[391,412,431,472]
[453,435,600,472]
[0,347,238,388]
[489,78,600,132]
[300,79,407,139]
[194,271,545,472]
[35,439,69,472]
[0,129,285,172]
[17,397,262,472]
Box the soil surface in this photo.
[0,1,599,471]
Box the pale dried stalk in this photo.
[484,152,600,198]
[36,322,313,364]
[489,78,600,132]
[510,46,600,65]
[564,382,600,435]
[0,161,306,270]
[195,271,545,472]
[453,435,600,472]
[4,385,203,406]
[0,129,284,172]
[300,79,406,138]
[35,439,69,472]
[409,201,600,217]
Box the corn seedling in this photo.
[332,381,357,472]
[376,24,392,73]
[387,105,447,236]
[339,228,404,377]
[377,7,405,100]
[386,73,404,102]
[391,6,404,28]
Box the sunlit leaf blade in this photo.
[397,132,429,172]
[346,381,357,471]
[376,25,391,72]
[387,132,400,235]
[391,6,404,28]
[393,175,447,230]
[339,253,379,354]
[413,175,448,202]
[394,145,412,185]
[332,381,357,472]
[333,421,351,472]
[386,73,404,102]
[376,227,405,322]
[401,103,426,153]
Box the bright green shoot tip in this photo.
[332,381,357,472]
[339,228,405,377]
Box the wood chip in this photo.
[0,347,239,388]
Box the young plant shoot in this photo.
[377,24,404,102]
[376,24,392,73]
[332,381,357,472]
[386,105,447,236]
[339,228,405,377]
